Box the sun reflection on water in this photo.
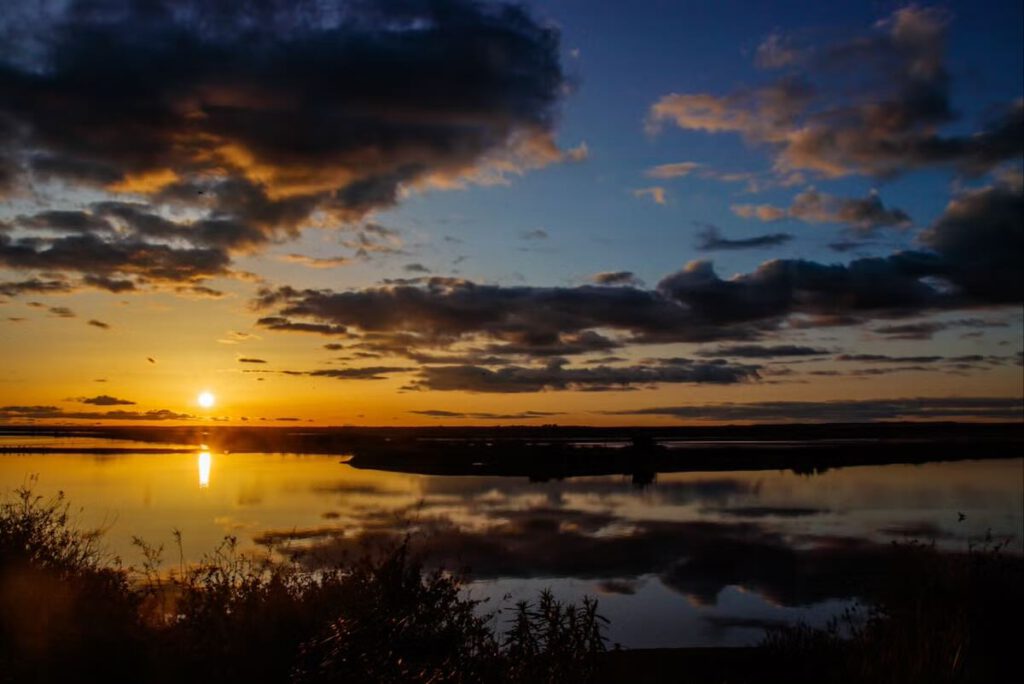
[198,451,211,489]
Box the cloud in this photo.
[633,186,667,205]
[47,306,74,318]
[243,366,410,381]
[254,277,740,347]
[0,0,571,284]
[870,317,1009,340]
[604,397,1024,422]
[655,254,949,327]
[14,210,114,234]
[648,8,1023,178]
[590,271,641,286]
[695,344,831,359]
[341,223,406,259]
[646,162,702,179]
[732,189,911,234]
[237,357,267,364]
[0,278,72,297]
[76,395,135,406]
[520,229,549,240]
[695,225,792,251]
[410,410,563,420]
[256,189,1023,357]
[403,263,431,274]
[279,253,351,269]
[87,319,110,329]
[480,330,620,358]
[834,353,944,364]
[306,367,412,380]
[0,405,190,421]
[253,174,1022,375]
[256,316,348,335]
[410,358,759,393]
[754,33,801,70]
[917,180,1024,303]
[0,232,232,284]
[730,204,788,222]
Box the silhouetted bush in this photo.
[1,486,607,684]
[761,538,1023,684]
[504,589,609,684]
[0,486,144,683]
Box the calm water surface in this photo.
[1,443,1020,648]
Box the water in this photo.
[1,445,1020,648]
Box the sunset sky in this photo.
[0,0,1021,425]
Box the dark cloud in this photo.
[696,344,831,359]
[0,278,72,297]
[410,410,563,420]
[695,225,792,251]
[520,229,549,240]
[649,8,1023,178]
[237,357,267,364]
[655,253,949,326]
[307,366,412,380]
[0,0,570,260]
[403,263,431,274]
[0,232,231,283]
[871,317,1010,340]
[90,201,271,250]
[480,330,620,358]
[411,358,759,393]
[0,405,190,420]
[917,180,1024,303]
[711,506,829,519]
[76,394,135,406]
[48,306,75,318]
[871,321,949,340]
[256,177,1022,360]
[828,239,870,253]
[253,277,753,348]
[878,522,954,540]
[15,210,114,234]
[87,319,110,329]
[342,223,406,259]
[604,397,1024,422]
[835,353,944,364]
[255,316,348,335]
[82,274,136,293]
[733,189,910,235]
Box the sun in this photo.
[197,391,216,409]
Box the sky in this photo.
[0,0,1021,426]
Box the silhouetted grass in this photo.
[0,486,144,683]
[1,486,606,684]
[760,538,1022,684]
[4,484,1019,683]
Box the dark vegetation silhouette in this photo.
[1,486,607,684]
[2,485,1020,683]
[756,536,1022,684]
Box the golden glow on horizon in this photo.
[198,450,211,488]
[197,391,216,409]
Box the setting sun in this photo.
[197,391,216,409]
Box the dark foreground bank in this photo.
[2,486,1021,684]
